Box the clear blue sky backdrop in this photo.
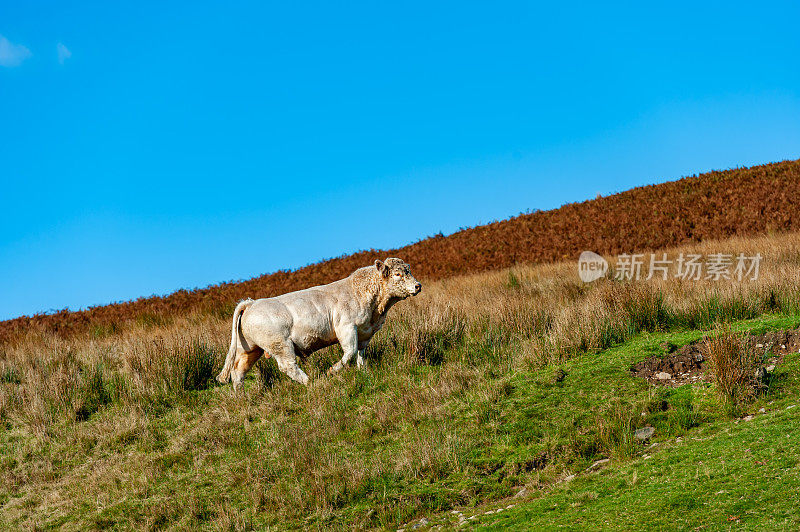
[1,1,799,320]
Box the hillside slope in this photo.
[2,232,800,529]
[2,158,799,343]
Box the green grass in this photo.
[470,346,800,530]
[1,314,799,530]
[471,399,800,530]
[411,314,800,531]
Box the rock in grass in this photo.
[634,426,655,441]
[755,367,770,385]
[587,458,610,471]
[656,371,672,380]
[553,368,567,383]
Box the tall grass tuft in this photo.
[123,335,221,407]
[74,364,113,421]
[407,309,466,365]
[615,283,671,333]
[181,341,217,391]
[702,326,761,414]
[595,400,638,459]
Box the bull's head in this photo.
[375,258,422,298]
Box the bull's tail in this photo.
[216,298,254,384]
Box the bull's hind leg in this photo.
[230,347,265,391]
[271,340,310,385]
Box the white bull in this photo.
[216,258,421,388]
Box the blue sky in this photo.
[1,1,799,320]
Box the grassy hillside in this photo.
[2,231,800,529]
[425,323,800,530]
[2,158,800,344]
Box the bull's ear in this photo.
[375,259,389,278]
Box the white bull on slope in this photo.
[216,258,422,388]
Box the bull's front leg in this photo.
[355,340,370,369]
[328,325,358,375]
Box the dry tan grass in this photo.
[2,231,799,431]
